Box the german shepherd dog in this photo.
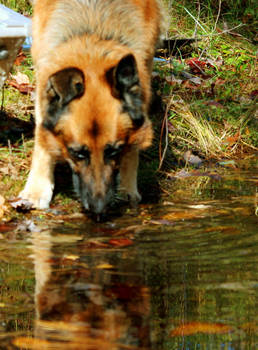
[20,0,165,216]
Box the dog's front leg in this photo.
[119,146,141,205]
[19,131,55,209]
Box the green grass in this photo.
[1,0,32,15]
[155,0,257,161]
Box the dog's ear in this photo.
[108,54,145,128]
[43,68,84,131]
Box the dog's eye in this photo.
[68,146,90,163]
[104,143,124,163]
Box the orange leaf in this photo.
[225,131,240,145]
[108,238,134,247]
[14,51,27,66]
[13,337,50,349]
[170,321,234,337]
[162,211,198,221]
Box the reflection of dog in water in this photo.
[20,0,165,217]
[31,230,151,348]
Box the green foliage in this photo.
[1,0,32,15]
[154,1,258,158]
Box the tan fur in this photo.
[20,0,164,215]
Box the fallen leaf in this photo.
[205,226,241,235]
[187,204,211,209]
[96,263,114,269]
[0,223,16,233]
[82,239,109,249]
[174,169,191,178]
[64,255,79,261]
[13,337,51,349]
[182,80,200,89]
[8,72,34,94]
[214,78,226,86]
[10,72,30,85]
[14,51,27,65]
[170,321,234,337]
[183,150,203,166]
[189,76,202,85]
[165,74,183,85]
[162,211,199,221]
[224,132,240,146]
[108,238,134,247]
[250,90,258,100]
[149,219,175,225]
[186,58,207,74]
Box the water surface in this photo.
[0,162,257,349]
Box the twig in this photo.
[8,139,12,156]
[194,0,201,37]
[158,101,170,170]
[183,6,208,34]
[213,0,222,32]
[200,23,245,37]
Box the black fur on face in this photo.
[72,168,118,217]
[107,54,145,128]
[43,67,85,131]
[69,141,123,216]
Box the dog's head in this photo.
[38,42,152,216]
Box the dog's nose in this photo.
[88,195,106,215]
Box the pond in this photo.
[0,159,257,349]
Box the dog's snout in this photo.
[88,194,106,215]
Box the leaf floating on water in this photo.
[170,321,234,337]
[162,211,200,221]
[108,238,134,247]
[187,204,211,209]
[64,255,79,261]
[149,219,175,225]
[13,337,51,349]
[96,263,114,269]
[14,333,137,350]
[205,225,241,235]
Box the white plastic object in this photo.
[0,4,32,89]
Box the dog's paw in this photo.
[118,189,141,206]
[19,181,54,209]
[128,190,142,207]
